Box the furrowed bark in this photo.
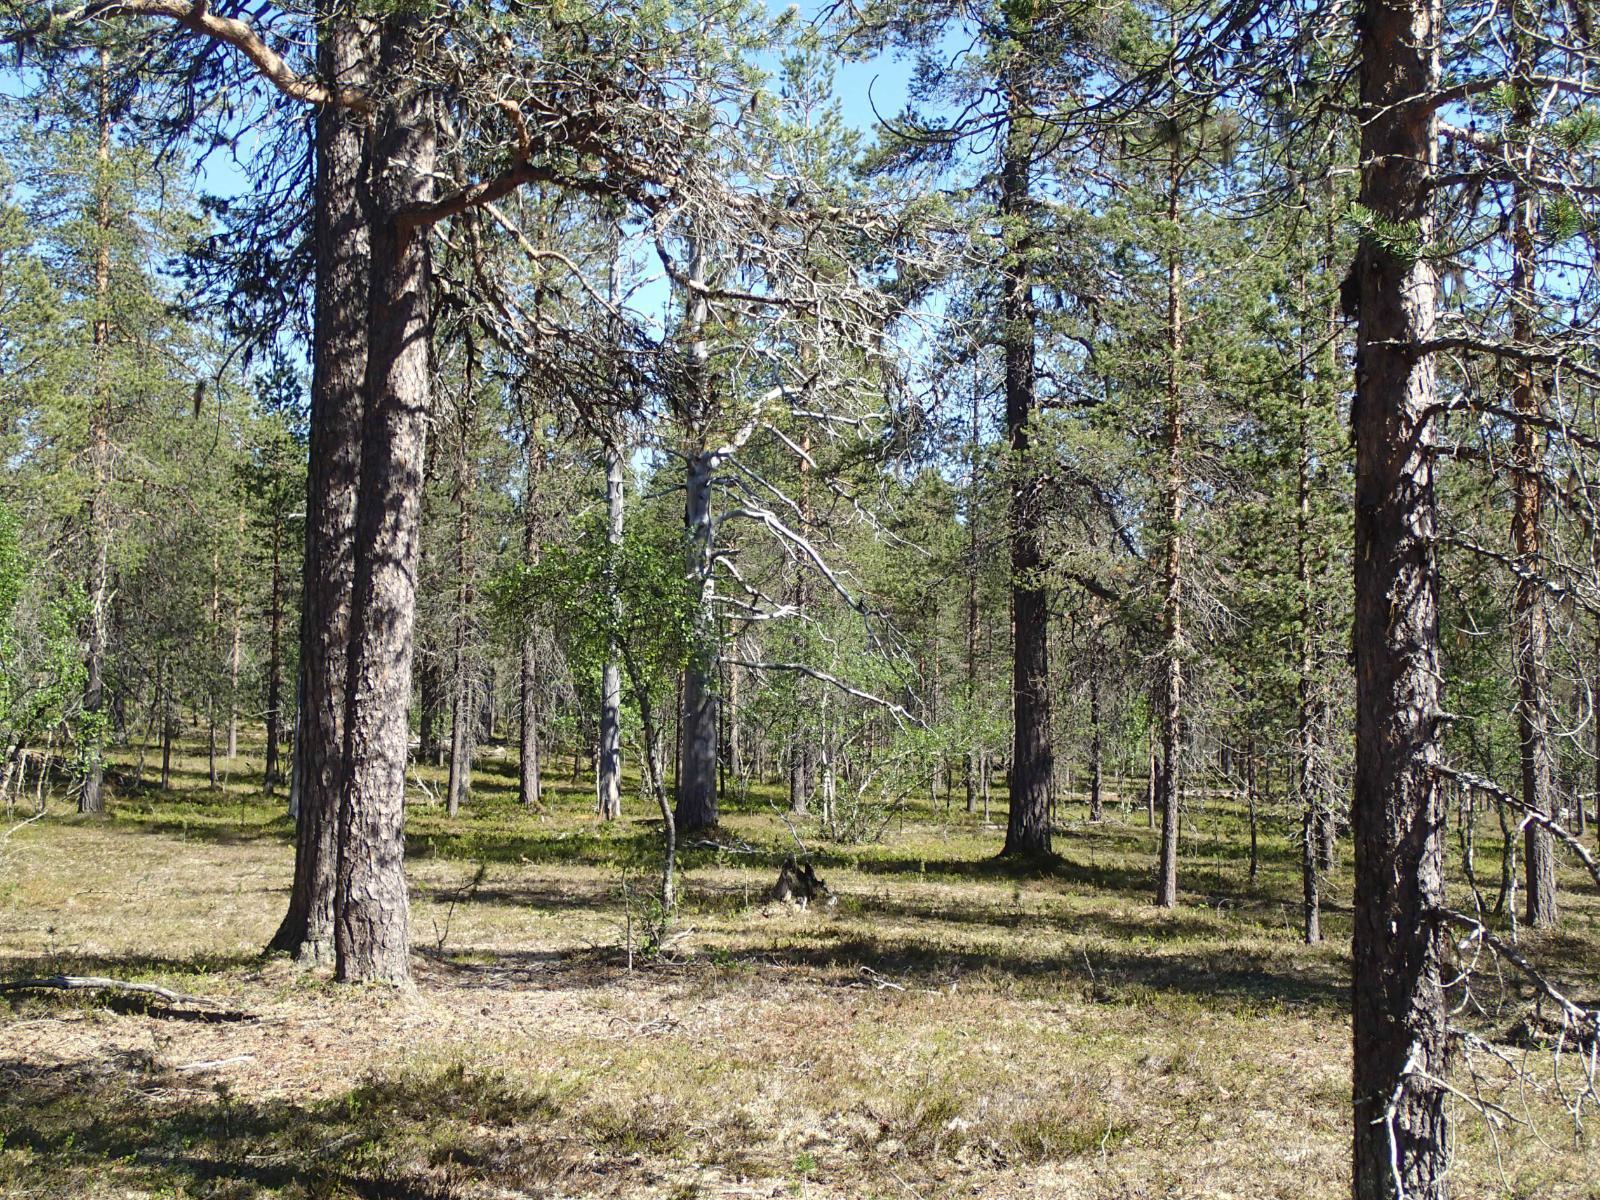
[267,12,372,965]
[333,28,434,986]
[674,232,719,834]
[999,17,1052,858]
[1351,1,1451,1194]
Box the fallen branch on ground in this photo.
[174,1054,255,1073]
[0,975,255,1020]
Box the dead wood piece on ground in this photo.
[0,975,256,1020]
[769,856,836,910]
[174,1054,256,1073]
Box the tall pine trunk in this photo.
[1351,0,1450,1192]
[1509,24,1557,929]
[999,35,1052,858]
[334,31,433,986]
[1297,258,1322,945]
[79,50,113,816]
[966,373,981,816]
[1155,138,1185,908]
[674,232,719,834]
[267,13,372,965]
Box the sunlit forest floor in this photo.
[2,739,1598,1199]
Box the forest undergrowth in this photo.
[2,740,1597,1200]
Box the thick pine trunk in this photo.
[1351,1,1451,1193]
[598,440,624,820]
[676,451,719,830]
[333,37,433,986]
[673,226,719,834]
[267,14,371,965]
[999,58,1052,858]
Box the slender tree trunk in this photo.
[1351,1,1451,1192]
[159,663,173,791]
[1246,745,1259,885]
[727,653,743,784]
[334,35,433,986]
[519,637,541,807]
[1591,625,1600,841]
[1297,259,1322,944]
[966,369,981,815]
[418,655,442,766]
[1146,727,1156,829]
[481,661,496,742]
[519,444,542,809]
[788,441,815,818]
[228,519,243,761]
[267,12,372,965]
[264,515,285,794]
[626,659,676,921]
[1301,796,1322,945]
[999,43,1052,858]
[446,391,477,819]
[79,49,113,817]
[598,439,624,821]
[1089,670,1104,822]
[1509,24,1557,928]
[208,550,220,789]
[1155,139,1186,909]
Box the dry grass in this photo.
[2,739,1598,1199]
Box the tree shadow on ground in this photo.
[0,1051,587,1199]
[409,914,1348,1015]
[727,931,1349,1014]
